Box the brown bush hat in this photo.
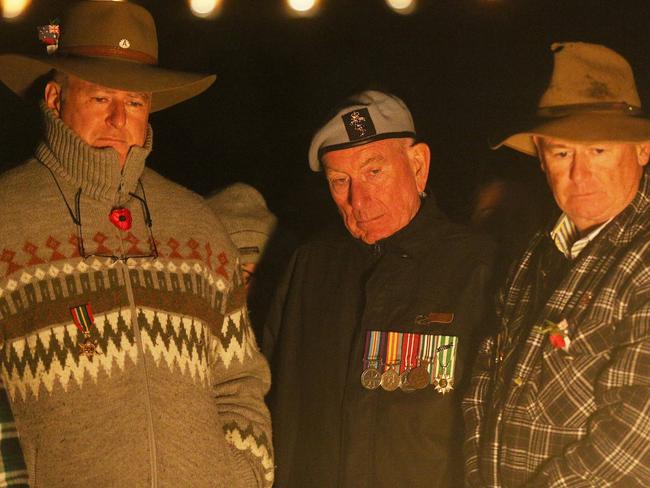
[0,1,216,112]
[494,42,650,155]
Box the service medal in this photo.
[361,330,383,388]
[399,370,416,392]
[407,363,430,389]
[435,377,454,394]
[399,332,420,392]
[380,367,400,391]
[433,335,458,394]
[79,337,100,360]
[361,367,382,390]
[70,304,101,360]
[380,331,403,391]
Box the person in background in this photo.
[463,42,650,487]
[264,90,495,488]
[207,182,279,341]
[469,174,552,287]
[0,2,272,486]
[207,182,278,291]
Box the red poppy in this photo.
[109,207,132,231]
[549,332,566,350]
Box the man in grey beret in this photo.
[264,90,495,488]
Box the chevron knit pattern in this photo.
[224,421,274,484]
[0,107,273,487]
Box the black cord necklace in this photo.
[42,163,158,260]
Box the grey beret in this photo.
[206,183,277,265]
[308,90,416,171]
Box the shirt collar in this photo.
[549,213,610,259]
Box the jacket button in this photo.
[513,376,523,386]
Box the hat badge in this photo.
[342,107,377,141]
[349,111,368,136]
[37,20,60,55]
[118,38,131,49]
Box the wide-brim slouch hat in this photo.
[0,0,216,112]
[308,90,416,171]
[494,42,650,155]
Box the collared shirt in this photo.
[463,170,650,487]
[549,213,611,260]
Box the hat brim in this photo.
[0,54,216,112]
[493,112,650,156]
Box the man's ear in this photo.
[408,142,430,193]
[44,81,63,117]
[636,142,650,167]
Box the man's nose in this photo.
[349,179,371,209]
[570,151,592,182]
[107,101,127,129]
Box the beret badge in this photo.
[342,108,376,141]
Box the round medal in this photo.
[380,368,400,391]
[438,378,448,389]
[407,365,430,389]
[361,368,381,389]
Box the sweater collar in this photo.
[35,103,153,204]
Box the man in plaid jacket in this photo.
[463,42,650,487]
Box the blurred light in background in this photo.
[189,0,223,18]
[385,0,417,15]
[286,0,319,17]
[2,0,30,19]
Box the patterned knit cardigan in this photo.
[463,169,650,487]
[0,108,273,487]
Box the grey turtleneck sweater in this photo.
[0,106,273,487]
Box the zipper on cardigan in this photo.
[121,260,159,488]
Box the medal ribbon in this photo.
[434,335,457,381]
[400,333,410,374]
[363,330,382,369]
[378,331,388,372]
[404,333,421,373]
[70,303,95,337]
[385,331,402,371]
[419,334,435,383]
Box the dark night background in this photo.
[1,0,650,241]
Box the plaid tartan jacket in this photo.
[463,169,650,488]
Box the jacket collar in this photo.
[35,103,152,205]
[604,167,650,247]
[358,194,448,258]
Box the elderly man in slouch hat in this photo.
[263,90,495,488]
[463,42,650,487]
[0,2,273,486]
